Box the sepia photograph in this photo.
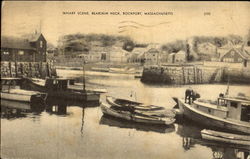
[1,1,250,159]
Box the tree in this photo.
[123,40,135,52]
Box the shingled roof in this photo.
[1,36,35,50]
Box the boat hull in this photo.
[176,98,250,134]
[1,91,45,103]
[1,92,31,102]
[201,129,250,146]
[100,103,175,125]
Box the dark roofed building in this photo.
[220,47,250,67]
[1,33,47,62]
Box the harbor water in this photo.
[1,69,250,159]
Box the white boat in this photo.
[201,129,250,146]
[1,89,46,103]
[173,94,250,134]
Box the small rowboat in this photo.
[201,129,250,146]
[1,89,46,103]
[101,102,176,125]
[106,96,165,111]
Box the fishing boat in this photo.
[100,102,176,125]
[173,92,250,134]
[21,77,101,102]
[201,129,250,146]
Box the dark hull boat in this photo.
[101,102,176,125]
[106,96,176,118]
[173,96,250,134]
[21,78,101,103]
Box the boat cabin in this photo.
[44,78,83,91]
[217,97,250,122]
[194,97,250,122]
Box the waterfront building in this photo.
[1,33,47,62]
[144,48,160,65]
[220,47,250,67]
[197,42,217,55]
[174,50,187,63]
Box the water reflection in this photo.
[99,114,175,134]
[177,119,250,159]
[1,99,45,119]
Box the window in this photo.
[18,50,24,55]
[230,102,238,108]
[208,109,211,113]
[40,41,43,48]
[231,51,235,56]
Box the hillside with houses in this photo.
[50,32,250,70]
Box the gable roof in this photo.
[220,48,250,60]
[1,36,35,50]
[22,33,44,42]
[147,48,159,54]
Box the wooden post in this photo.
[15,61,18,77]
[193,66,196,84]
[182,67,185,85]
[40,62,43,78]
[29,62,32,77]
[20,63,24,75]
[9,62,12,77]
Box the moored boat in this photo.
[1,78,46,103]
[100,115,175,133]
[106,96,166,111]
[21,77,101,102]
[201,129,250,146]
[100,102,176,125]
[173,93,250,134]
[1,89,46,103]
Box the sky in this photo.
[2,1,250,45]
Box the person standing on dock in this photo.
[185,87,193,104]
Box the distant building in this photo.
[167,53,175,63]
[174,50,186,63]
[220,47,250,67]
[1,33,47,62]
[108,47,130,63]
[128,47,147,63]
[144,48,160,65]
[166,51,186,63]
[197,42,217,55]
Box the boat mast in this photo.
[82,57,86,91]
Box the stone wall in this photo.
[1,62,57,78]
[141,64,249,85]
